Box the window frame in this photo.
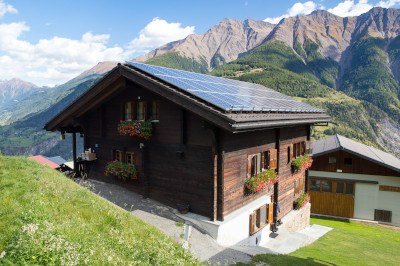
[123,101,134,121]
[125,152,136,164]
[112,150,123,162]
[137,101,147,121]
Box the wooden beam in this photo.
[72,132,77,174]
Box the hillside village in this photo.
[1,1,400,265]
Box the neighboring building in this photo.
[29,155,60,169]
[46,156,67,166]
[45,62,329,245]
[309,134,400,226]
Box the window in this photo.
[250,154,260,177]
[310,179,321,191]
[374,209,392,223]
[287,145,292,163]
[112,150,123,161]
[137,101,147,120]
[291,141,306,159]
[249,203,273,235]
[124,101,134,121]
[125,152,136,164]
[344,157,353,165]
[247,149,277,178]
[150,100,159,120]
[345,183,354,195]
[321,180,332,192]
[329,157,336,164]
[336,182,344,193]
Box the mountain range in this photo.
[0,7,399,159]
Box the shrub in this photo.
[104,161,137,180]
[117,120,152,140]
[245,169,278,193]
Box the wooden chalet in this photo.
[45,62,330,245]
[309,134,400,226]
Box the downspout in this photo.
[305,125,311,193]
[273,128,280,232]
[216,128,225,221]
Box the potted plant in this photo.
[117,120,152,140]
[245,169,278,193]
[291,154,313,172]
[104,161,138,180]
[293,192,310,210]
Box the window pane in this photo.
[346,183,354,194]
[344,157,352,165]
[336,182,344,193]
[251,156,257,177]
[151,101,159,120]
[329,157,336,164]
[310,179,320,191]
[321,180,332,192]
[126,152,136,164]
[137,101,147,120]
[124,102,133,120]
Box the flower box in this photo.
[117,120,152,140]
[104,161,138,181]
[291,154,313,172]
[293,192,310,210]
[245,169,278,193]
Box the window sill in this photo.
[151,120,159,123]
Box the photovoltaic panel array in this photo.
[127,62,323,113]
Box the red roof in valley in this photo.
[29,155,60,169]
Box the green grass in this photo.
[0,156,198,265]
[250,217,400,266]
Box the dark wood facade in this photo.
[311,150,400,177]
[46,64,328,225]
[75,80,312,222]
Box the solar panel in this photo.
[126,62,323,113]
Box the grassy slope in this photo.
[250,217,400,266]
[0,156,197,265]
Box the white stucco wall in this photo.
[354,183,378,220]
[309,170,400,226]
[176,195,271,246]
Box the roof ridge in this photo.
[335,134,342,149]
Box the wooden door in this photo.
[309,178,354,218]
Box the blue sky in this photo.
[1,0,400,86]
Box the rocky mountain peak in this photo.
[74,61,118,81]
[0,78,39,104]
[134,18,274,69]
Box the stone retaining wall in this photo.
[281,203,311,232]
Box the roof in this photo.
[45,63,330,133]
[312,134,400,173]
[64,161,74,170]
[46,156,67,166]
[128,62,323,113]
[29,155,60,169]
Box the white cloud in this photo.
[0,0,17,18]
[128,17,195,54]
[328,0,373,17]
[0,16,195,86]
[265,1,400,23]
[264,1,323,24]
[377,0,400,8]
[0,22,127,86]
